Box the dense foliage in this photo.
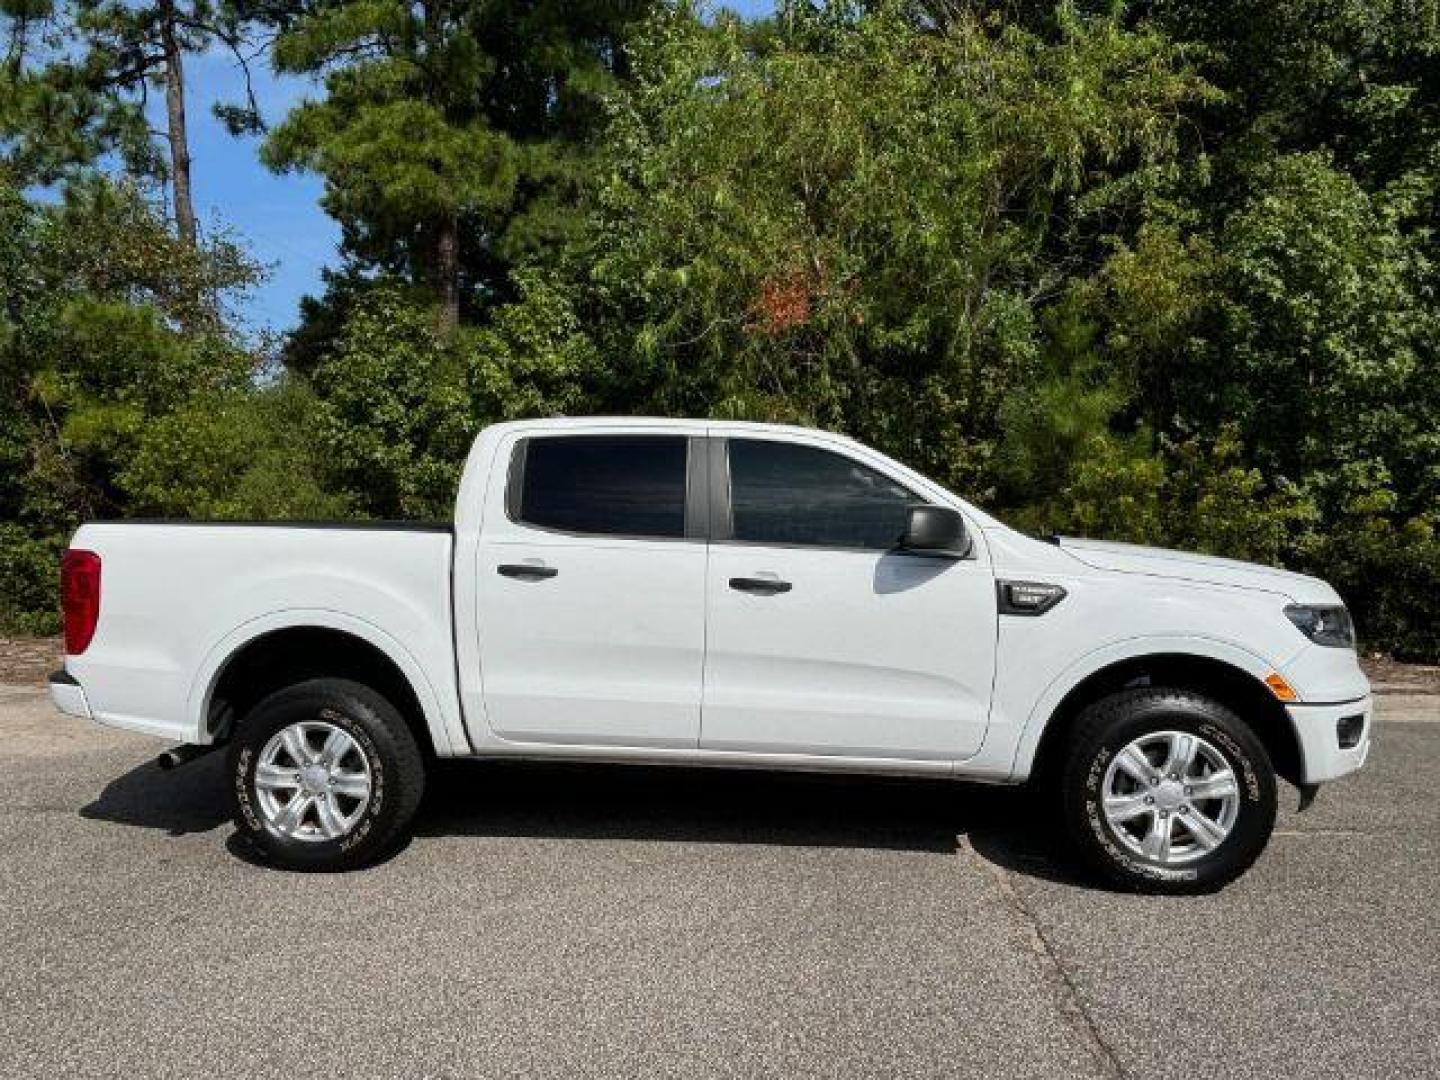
[0,175,341,631]
[2,0,1438,659]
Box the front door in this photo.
[475,431,707,748]
[701,436,996,760]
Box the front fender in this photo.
[1003,634,1285,782]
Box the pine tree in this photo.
[59,0,260,245]
[259,0,651,336]
[2,0,155,185]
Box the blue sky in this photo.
[170,51,337,336]
[175,2,774,334]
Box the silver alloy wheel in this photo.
[254,720,373,843]
[1101,730,1241,865]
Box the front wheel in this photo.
[227,677,426,871]
[1062,688,1277,894]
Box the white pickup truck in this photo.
[50,418,1371,890]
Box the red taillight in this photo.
[61,549,101,655]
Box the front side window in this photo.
[515,435,688,538]
[726,439,916,549]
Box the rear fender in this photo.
[187,610,468,756]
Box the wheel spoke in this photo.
[255,763,301,791]
[1187,770,1238,801]
[280,727,314,766]
[274,792,314,835]
[1116,745,1157,786]
[320,729,351,768]
[1180,808,1228,850]
[1164,733,1196,779]
[1140,814,1173,861]
[329,770,370,800]
[1104,793,1152,824]
[314,793,348,839]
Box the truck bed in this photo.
[63,520,459,746]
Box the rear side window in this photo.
[513,435,688,539]
[726,439,916,549]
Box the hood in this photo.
[1053,536,1340,604]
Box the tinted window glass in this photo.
[727,440,916,549]
[517,436,688,538]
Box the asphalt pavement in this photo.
[1,683,1435,1079]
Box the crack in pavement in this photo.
[956,836,1129,1080]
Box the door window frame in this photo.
[494,430,972,557]
[504,433,710,543]
[708,435,942,554]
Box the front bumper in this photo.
[1287,696,1372,783]
[48,669,93,720]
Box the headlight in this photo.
[1284,604,1356,648]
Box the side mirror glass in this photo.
[899,505,970,558]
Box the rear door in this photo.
[475,430,708,748]
[701,436,996,760]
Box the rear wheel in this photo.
[1062,688,1277,894]
[227,677,426,871]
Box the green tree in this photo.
[261,0,651,335]
[17,0,263,246]
[1,0,156,184]
[987,0,1440,654]
[305,282,592,517]
[509,2,1207,496]
[0,171,318,633]
[120,379,348,519]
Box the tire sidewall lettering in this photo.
[1197,721,1262,802]
[235,746,262,833]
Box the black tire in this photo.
[1062,688,1277,894]
[227,677,426,871]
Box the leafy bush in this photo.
[119,380,348,520]
[0,174,320,633]
[307,289,481,519]
[0,526,64,636]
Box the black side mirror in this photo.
[899,505,971,558]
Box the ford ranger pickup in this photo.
[50,418,1372,890]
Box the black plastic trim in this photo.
[729,576,793,595]
[88,518,453,532]
[497,563,559,580]
[1336,713,1365,749]
[996,579,1068,616]
[708,435,733,542]
[49,668,78,686]
[685,436,711,541]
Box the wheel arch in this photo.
[1020,647,1302,789]
[189,612,462,756]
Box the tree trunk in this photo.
[419,0,458,335]
[435,209,460,335]
[159,0,196,249]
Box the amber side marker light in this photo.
[1264,671,1299,702]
